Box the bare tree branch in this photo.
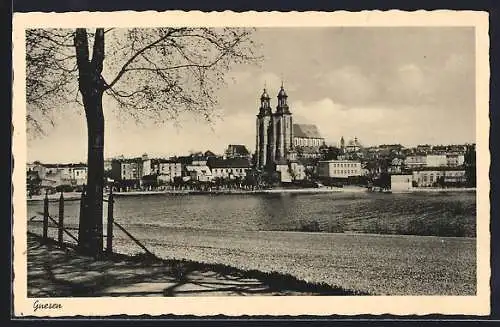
[106,28,185,89]
[26,27,261,134]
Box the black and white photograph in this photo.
[12,10,490,317]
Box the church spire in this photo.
[276,82,289,113]
[258,86,271,116]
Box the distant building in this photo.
[104,159,113,172]
[72,165,87,185]
[416,144,433,154]
[207,158,251,180]
[388,158,404,174]
[225,144,251,160]
[185,164,212,182]
[151,159,183,183]
[296,146,323,159]
[141,153,152,176]
[405,155,427,169]
[27,162,47,179]
[293,124,324,148]
[432,145,448,154]
[31,163,88,186]
[412,167,466,187]
[275,160,306,183]
[406,154,448,169]
[390,174,413,192]
[317,160,362,179]
[344,137,362,153]
[446,153,465,167]
[111,158,143,182]
[426,154,447,167]
[379,144,404,153]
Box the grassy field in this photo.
[292,193,476,238]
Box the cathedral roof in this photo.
[293,124,323,139]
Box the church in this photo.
[255,83,294,170]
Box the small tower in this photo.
[276,81,290,114]
[273,82,293,163]
[340,136,345,151]
[256,88,273,169]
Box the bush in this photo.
[298,220,321,232]
[55,184,74,193]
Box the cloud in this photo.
[397,64,426,90]
[319,66,377,106]
[383,63,435,104]
[289,97,473,147]
[444,53,472,73]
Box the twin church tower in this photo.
[255,83,294,170]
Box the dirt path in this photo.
[27,233,362,297]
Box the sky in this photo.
[27,27,476,163]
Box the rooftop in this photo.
[207,157,252,169]
[42,163,87,168]
[293,124,323,139]
[226,144,250,156]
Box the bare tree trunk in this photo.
[75,28,105,257]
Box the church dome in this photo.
[278,86,287,98]
[260,88,270,99]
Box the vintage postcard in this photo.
[12,10,490,317]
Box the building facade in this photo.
[412,167,466,187]
[208,158,252,180]
[446,154,465,167]
[390,174,413,192]
[111,158,143,182]
[426,154,447,167]
[152,159,183,183]
[317,160,362,179]
[293,124,324,147]
[405,155,427,169]
[276,161,306,183]
[28,163,88,186]
[185,164,212,182]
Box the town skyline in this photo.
[27,27,476,163]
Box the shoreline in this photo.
[391,187,476,194]
[26,186,476,201]
[114,187,348,196]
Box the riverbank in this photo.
[409,187,476,193]
[27,233,363,297]
[27,192,82,202]
[114,187,350,196]
[26,186,475,202]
